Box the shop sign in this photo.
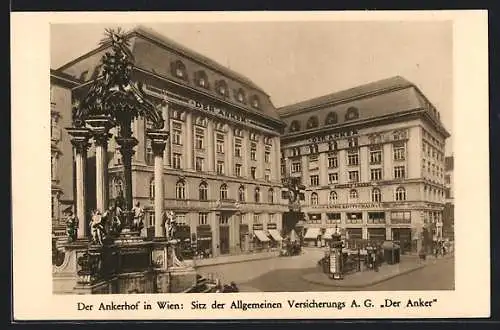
[267,223,277,230]
[311,203,382,210]
[253,224,263,230]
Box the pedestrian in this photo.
[230,282,239,292]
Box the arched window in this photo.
[345,107,359,121]
[216,80,228,96]
[176,180,186,200]
[289,120,301,132]
[113,178,123,198]
[371,188,381,203]
[199,182,208,201]
[329,191,338,204]
[220,184,228,200]
[310,192,319,205]
[325,112,338,125]
[268,188,274,204]
[149,178,155,200]
[235,88,246,103]
[306,116,319,129]
[195,70,209,88]
[250,95,260,109]
[238,185,245,202]
[396,187,406,201]
[349,189,358,200]
[171,60,188,80]
[254,187,261,203]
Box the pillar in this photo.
[66,127,92,239]
[147,130,168,237]
[161,102,171,168]
[272,136,281,182]
[359,145,369,183]
[258,136,265,179]
[241,130,249,178]
[185,111,193,170]
[319,152,328,186]
[226,125,234,176]
[210,212,220,257]
[207,119,214,173]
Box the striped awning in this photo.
[254,230,270,242]
[304,227,321,239]
[323,227,338,240]
[268,229,282,241]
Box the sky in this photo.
[51,21,453,155]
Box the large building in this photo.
[52,26,287,257]
[278,77,450,253]
[443,155,454,240]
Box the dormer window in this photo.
[235,88,246,103]
[289,120,301,132]
[345,107,359,121]
[325,112,338,125]
[171,60,188,80]
[195,70,209,89]
[216,80,228,97]
[306,116,319,129]
[251,96,260,109]
[175,68,184,78]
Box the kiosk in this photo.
[328,231,344,280]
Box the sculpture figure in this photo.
[103,202,122,237]
[65,210,78,243]
[164,210,177,240]
[131,201,144,232]
[90,209,106,245]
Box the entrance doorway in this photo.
[218,214,230,255]
[392,228,412,254]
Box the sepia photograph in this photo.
[50,20,454,294]
[12,10,489,320]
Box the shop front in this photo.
[196,224,213,258]
[323,227,339,247]
[240,224,250,253]
[367,228,386,244]
[303,227,322,247]
[345,227,363,249]
[266,223,282,248]
[175,224,193,260]
[252,223,270,251]
[391,228,412,254]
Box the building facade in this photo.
[443,155,454,240]
[53,26,287,257]
[278,77,450,253]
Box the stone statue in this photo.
[164,210,176,240]
[131,201,144,232]
[65,210,78,243]
[90,209,106,245]
[103,203,122,237]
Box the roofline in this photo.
[50,69,81,88]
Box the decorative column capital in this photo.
[66,127,92,154]
[147,129,169,156]
[93,131,112,147]
[86,115,115,148]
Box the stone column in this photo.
[226,125,234,176]
[185,111,193,170]
[319,152,328,186]
[241,130,249,178]
[161,102,171,168]
[207,119,215,173]
[258,137,265,179]
[66,127,91,239]
[272,136,281,182]
[147,130,169,237]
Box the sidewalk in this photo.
[186,250,280,268]
[301,256,426,288]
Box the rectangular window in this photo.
[148,212,155,228]
[346,212,363,224]
[195,157,204,172]
[328,156,338,168]
[291,162,301,173]
[265,151,271,163]
[172,122,182,145]
[250,143,257,161]
[234,138,242,157]
[235,164,242,177]
[393,142,406,161]
[326,212,341,224]
[310,175,319,186]
[176,213,187,225]
[172,153,182,169]
[347,149,359,166]
[370,146,382,164]
[328,172,338,184]
[367,212,386,224]
[216,161,225,175]
[265,170,271,182]
[250,167,256,179]
[370,168,382,181]
[390,211,411,224]
[253,214,260,224]
[198,213,208,225]
[348,170,359,182]
[216,133,225,154]
[445,174,451,184]
[394,166,406,179]
[281,164,286,175]
[195,128,204,150]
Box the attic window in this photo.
[251,96,260,109]
[216,80,228,97]
[236,88,246,103]
[289,120,301,133]
[345,107,359,121]
[171,60,188,80]
[325,112,338,125]
[196,70,209,89]
[306,116,319,129]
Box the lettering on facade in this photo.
[188,100,247,123]
[311,203,383,210]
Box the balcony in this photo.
[212,199,238,211]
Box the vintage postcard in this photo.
[11,10,489,320]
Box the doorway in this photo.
[392,228,412,254]
[218,214,230,255]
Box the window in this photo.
[329,141,338,151]
[216,133,225,154]
[310,175,319,186]
[250,143,257,160]
[371,188,381,203]
[176,181,186,199]
[347,149,359,166]
[218,214,229,225]
[292,162,301,173]
[306,116,319,129]
[348,170,359,182]
[445,174,451,184]
[236,89,246,103]
[328,172,338,184]
[253,214,260,224]
[349,189,358,200]
[348,138,358,148]
[198,213,208,225]
[309,144,319,154]
[265,151,270,163]
[325,112,338,125]
[370,146,382,164]
[235,164,242,177]
[195,157,204,172]
[172,60,187,79]
[147,212,155,228]
[145,139,154,165]
[113,178,123,198]
[234,138,242,157]
[370,168,382,181]
[175,214,187,225]
[51,154,56,179]
[346,212,362,224]
[328,191,338,204]
[289,120,301,132]
[328,155,338,168]
[216,80,228,96]
[220,184,228,200]
[238,186,245,202]
[251,96,260,108]
[250,167,256,179]
[395,187,406,201]
[199,182,208,201]
[216,161,225,175]
[391,211,411,224]
[196,70,209,88]
[264,170,271,182]
[268,188,274,203]
[254,187,260,203]
[393,142,406,161]
[291,147,301,157]
[195,128,204,149]
[345,107,359,121]
[326,213,341,224]
[149,178,155,200]
[310,192,319,205]
[394,166,406,179]
[172,122,182,145]
[367,212,385,224]
[172,153,182,169]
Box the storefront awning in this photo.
[268,229,282,241]
[254,230,270,242]
[323,227,338,240]
[304,227,321,239]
